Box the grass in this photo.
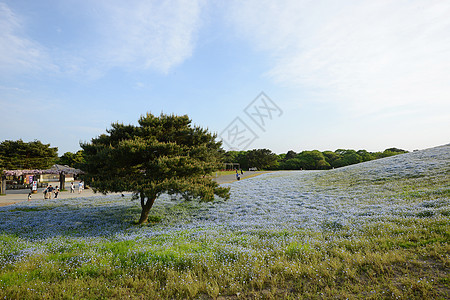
[0,222,448,299]
[0,221,448,299]
[0,146,449,299]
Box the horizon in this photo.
[1,1,449,155]
[4,136,448,158]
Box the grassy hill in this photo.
[1,144,449,299]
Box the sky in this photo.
[0,0,449,155]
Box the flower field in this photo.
[1,145,449,299]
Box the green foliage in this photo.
[246,148,278,170]
[80,113,230,223]
[224,147,407,171]
[284,150,297,161]
[333,149,362,167]
[275,147,408,170]
[57,150,85,169]
[297,150,330,170]
[279,158,303,170]
[0,139,58,171]
[382,147,409,157]
[356,149,374,162]
[224,146,407,171]
[223,151,249,169]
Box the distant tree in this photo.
[0,139,58,170]
[284,150,297,161]
[57,150,85,169]
[296,150,330,170]
[278,153,286,161]
[323,150,341,166]
[384,148,408,153]
[279,158,303,170]
[81,113,230,224]
[246,149,278,170]
[333,149,362,168]
[224,151,249,170]
[223,151,238,164]
[356,150,374,162]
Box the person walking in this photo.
[78,181,83,194]
[70,182,75,193]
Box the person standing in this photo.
[47,185,54,199]
[70,182,75,193]
[54,186,59,198]
[78,181,83,194]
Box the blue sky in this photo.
[1,0,449,155]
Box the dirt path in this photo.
[0,187,117,207]
[211,171,271,184]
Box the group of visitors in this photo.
[43,185,59,199]
[40,181,84,200]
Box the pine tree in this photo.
[81,113,230,224]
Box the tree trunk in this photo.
[59,172,65,191]
[138,193,156,225]
[0,175,5,195]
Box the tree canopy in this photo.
[224,147,408,171]
[247,148,278,170]
[81,113,230,224]
[57,150,85,169]
[277,148,408,170]
[0,139,58,171]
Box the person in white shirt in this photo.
[78,181,83,193]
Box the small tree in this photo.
[81,113,230,224]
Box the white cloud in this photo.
[0,3,54,75]
[89,0,205,74]
[228,0,450,115]
[0,1,204,78]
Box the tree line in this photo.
[0,140,85,171]
[0,139,58,170]
[0,140,408,173]
[224,147,408,171]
